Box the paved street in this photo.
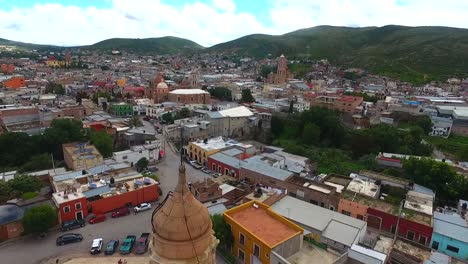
[0,122,220,264]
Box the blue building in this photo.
[430,211,468,260]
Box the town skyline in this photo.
[0,0,467,46]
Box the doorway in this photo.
[76,211,83,220]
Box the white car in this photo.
[134,203,152,213]
[189,161,203,169]
[90,238,103,254]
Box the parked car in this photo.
[212,173,221,178]
[119,235,137,254]
[61,219,85,231]
[134,203,152,213]
[89,214,106,224]
[134,233,150,254]
[148,166,159,172]
[190,160,203,169]
[201,168,211,174]
[56,233,83,246]
[111,207,130,218]
[90,238,103,254]
[104,239,119,255]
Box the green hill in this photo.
[209,25,468,83]
[87,36,204,54]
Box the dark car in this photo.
[61,219,85,231]
[104,239,120,255]
[56,233,83,246]
[111,207,130,218]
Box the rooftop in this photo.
[242,156,293,181]
[284,243,339,264]
[433,211,468,243]
[271,196,366,246]
[346,175,380,199]
[225,201,302,247]
[169,88,209,95]
[190,136,231,151]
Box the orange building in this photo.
[3,77,26,89]
[224,201,303,264]
[0,64,15,74]
[338,199,369,221]
[309,95,363,113]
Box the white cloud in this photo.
[0,0,466,47]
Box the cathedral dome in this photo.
[150,164,216,260]
[156,81,168,89]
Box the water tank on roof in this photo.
[88,183,97,189]
[144,178,151,185]
[135,180,143,186]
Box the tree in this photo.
[22,205,57,234]
[289,101,294,113]
[0,181,13,203]
[208,87,232,101]
[43,119,86,159]
[415,116,433,134]
[240,89,255,103]
[20,154,53,173]
[161,112,174,124]
[135,158,149,172]
[45,82,65,95]
[75,91,88,105]
[211,214,233,249]
[128,116,143,127]
[8,174,42,194]
[177,108,191,119]
[100,65,110,71]
[302,123,320,145]
[89,131,113,158]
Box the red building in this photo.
[52,178,159,224]
[207,151,243,178]
[0,64,15,74]
[367,208,433,246]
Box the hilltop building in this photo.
[62,142,104,170]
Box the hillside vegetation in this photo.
[87,36,204,54]
[209,25,468,83]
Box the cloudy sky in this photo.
[0,0,467,47]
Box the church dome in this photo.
[156,81,168,89]
[150,164,215,260]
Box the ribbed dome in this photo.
[150,164,214,260]
[156,82,168,89]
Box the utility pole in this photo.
[392,199,405,244]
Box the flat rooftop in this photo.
[226,202,301,247]
[285,243,339,264]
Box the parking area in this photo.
[0,205,154,264]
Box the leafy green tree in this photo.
[211,214,233,249]
[8,174,42,194]
[177,108,191,119]
[20,154,53,173]
[259,65,275,78]
[92,91,111,104]
[208,87,232,101]
[22,205,57,234]
[415,116,433,134]
[128,116,143,127]
[43,119,86,159]
[135,158,149,172]
[0,132,39,168]
[0,181,13,203]
[89,131,113,158]
[161,112,174,124]
[302,123,320,145]
[289,101,294,113]
[240,89,255,103]
[100,65,110,71]
[270,115,284,137]
[45,82,65,95]
[368,124,401,153]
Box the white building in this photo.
[112,142,162,165]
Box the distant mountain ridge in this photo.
[1,25,468,83]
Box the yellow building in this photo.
[62,142,104,170]
[116,78,127,87]
[187,136,230,166]
[46,60,67,68]
[224,201,304,264]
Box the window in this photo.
[122,156,128,160]
[329,206,334,211]
[446,245,459,253]
[357,214,364,220]
[390,225,397,234]
[310,200,318,205]
[238,249,245,262]
[225,168,229,175]
[253,244,260,257]
[341,210,351,216]
[419,235,426,245]
[239,233,245,245]
[320,202,325,207]
[431,241,439,250]
[75,202,81,210]
[212,164,216,171]
[64,206,70,213]
[407,231,415,241]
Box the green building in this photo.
[110,103,134,117]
